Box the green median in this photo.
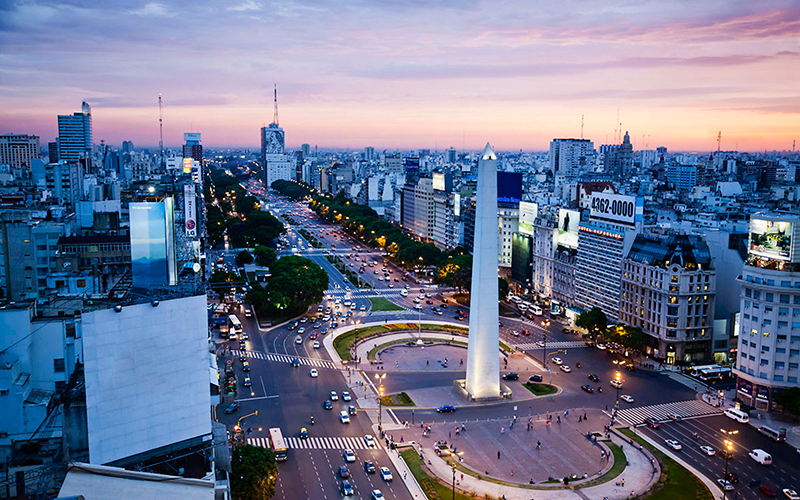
[369,297,405,312]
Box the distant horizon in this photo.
[1,1,798,152]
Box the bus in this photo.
[268,428,288,461]
[228,314,242,333]
[689,364,731,381]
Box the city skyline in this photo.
[1,0,799,152]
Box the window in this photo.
[780,294,790,304]
[777,348,786,354]
[766,293,774,302]
[790,377,798,383]
[53,358,65,373]
[77,279,85,287]
[774,375,784,381]
[778,334,787,340]
[776,362,785,370]
[54,381,67,393]
[791,349,800,356]
[745,288,752,297]
[754,290,761,300]
[779,307,789,315]
[764,319,772,325]
[790,363,799,370]
[763,332,771,338]
[762,346,770,352]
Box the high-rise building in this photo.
[603,131,634,179]
[621,233,716,364]
[57,102,92,162]
[446,147,457,164]
[261,117,288,188]
[549,139,594,186]
[734,213,800,411]
[0,134,39,174]
[48,141,59,163]
[666,164,698,191]
[575,192,642,321]
[301,143,311,158]
[182,133,203,164]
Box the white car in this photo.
[342,391,352,402]
[596,344,607,350]
[610,379,623,389]
[313,341,320,349]
[330,391,339,401]
[370,490,384,500]
[620,395,634,403]
[511,330,520,336]
[310,369,318,378]
[560,365,571,373]
[344,300,351,306]
[665,440,682,451]
[364,435,376,447]
[379,467,393,481]
[700,446,716,456]
[298,327,305,334]
[552,357,563,365]
[339,411,350,424]
[783,489,800,500]
[717,479,734,491]
[343,449,356,462]
[360,305,366,311]
[536,341,545,347]
[295,336,303,344]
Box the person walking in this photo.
[497,450,501,459]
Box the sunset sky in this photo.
[1,0,798,152]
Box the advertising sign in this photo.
[184,184,197,237]
[749,218,794,261]
[589,192,642,225]
[518,201,538,236]
[183,157,193,174]
[557,208,580,248]
[497,172,522,205]
[131,202,170,290]
[183,132,201,142]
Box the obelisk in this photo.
[464,143,501,399]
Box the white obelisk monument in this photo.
[464,143,501,400]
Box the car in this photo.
[723,472,739,483]
[552,357,563,365]
[511,330,520,337]
[700,445,716,456]
[324,400,333,410]
[718,448,734,460]
[529,374,543,382]
[343,391,352,401]
[587,374,600,382]
[297,327,305,334]
[292,358,300,367]
[645,417,661,429]
[783,489,800,500]
[380,466,393,481]
[338,465,350,478]
[560,365,571,373]
[667,413,682,422]
[364,460,376,473]
[581,384,594,393]
[535,340,545,347]
[309,331,317,339]
[364,434,376,447]
[716,479,734,491]
[371,490,384,500]
[310,368,319,379]
[360,305,366,311]
[437,405,456,413]
[239,353,247,362]
[300,317,308,323]
[620,395,634,403]
[330,391,339,401]
[313,322,322,329]
[596,343,607,350]
[343,449,356,462]
[295,336,303,344]
[241,331,249,340]
[239,340,246,350]
[243,376,252,387]
[610,379,623,389]
[502,372,519,381]
[313,341,320,349]
[340,410,351,424]
[341,480,354,496]
[759,485,777,497]
[299,427,309,439]
[242,361,250,372]
[224,402,239,414]
[665,439,682,451]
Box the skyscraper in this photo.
[549,138,594,187]
[0,134,39,174]
[57,101,92,162]
[183,133,203,164]
[603,131,634,178]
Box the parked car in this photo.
[502,373,519,381]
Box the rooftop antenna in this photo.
[717,131,722,153]
[158,93,165,167]
[272,84,279,125]
[581,114,584,139]
[793,139,796,152]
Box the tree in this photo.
[266,256,328,312]
[231,444,278,500]
[773,387,800,416]
[253,245,277,268]
[606,324,647,351]
[237,250,254,267]
[498,277,509,300]
[236,195,259,217]
[576,307,608,340]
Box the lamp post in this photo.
[723,439,733,499]
[451,452,464,500]
[541,319,551,368]
[613,372,622,422]
[375,373,386,434]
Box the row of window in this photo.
[744,288,800,304]
[744,275,800,288]
[742,367,799,383]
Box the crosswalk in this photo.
[511,340,587,350]
[248,435,376,451]
[324,289,406,299]
[231,350,336,369]
[615,398,723,425]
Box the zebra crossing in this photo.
[324,289,406,299]
[615,398,723,425]
[512,340,587,350]
[231,350,335,369]
[248,435,375,451]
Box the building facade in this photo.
[57,102,92,162]
[0,134,39,175]
[735,214,800,411]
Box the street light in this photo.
[375,373,386,433]
[450,452,464,500]
[613,372,622,422]
[723,439,733,499]
[541,319,551,368]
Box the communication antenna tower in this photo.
[272,84,279,125]
[158,93,165,167]
[580,114,584,139]
[717,131,722,153]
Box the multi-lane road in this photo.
[211,191,800,499]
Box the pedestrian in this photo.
[501,426,505,434]
[557,416,561,424]
[401,435,404,442]
[449,431,452,439]
[426,360,429,366]
[461,423,466,432]
[497,450,501,459]
[579,415,582,422]
[565,410,569,416]
[621,478,625,487]
[584,413,587,420]
[536,441,541,449]
[511,469,514,476]
[404,471,407,480]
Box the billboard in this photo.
[511,233,533,284]
[749,218,794,261]
[497,172,522,205]
[557,208,580,248]
[184,184,197,237]
[130,199,176,290]
[183,132,201,142]
[182,157,193,174]
[519,201,538,236]
[589,192,642,225]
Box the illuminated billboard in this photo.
[183,157,193,174]
[557,208,580,248]
[130,199,177,290]
[184,184,197,237]
[589,192,642,225]
[497,172,522,205]
[749,217,795,261]
[518,201,538,236]
[183,132,201,142]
